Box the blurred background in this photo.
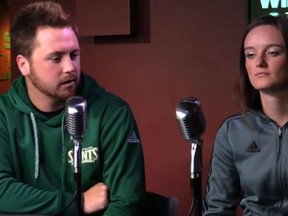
[1,0,284,215]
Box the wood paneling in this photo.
[75,0,134,36]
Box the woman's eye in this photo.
[245,53,256,59]
[267,51,280,57]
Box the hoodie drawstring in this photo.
[30,112,39,179]
[61,115,66,189]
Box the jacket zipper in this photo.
[272,126,284,215]
[278,127,283,138]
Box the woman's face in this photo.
[244,24,288,94]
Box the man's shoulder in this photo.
[92,90,129,114]
[81,73,128,108]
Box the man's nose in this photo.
[63,56,75,73]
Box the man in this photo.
[0,1,145,215]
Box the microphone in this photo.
[65,96,87,176]
[176,97,206,179]
[65,96,87,216]
[176,97,206,141]
[65,96,87,141]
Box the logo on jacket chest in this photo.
[245,142,261,153]
[68,146,99,165]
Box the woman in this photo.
[203,15,288,215]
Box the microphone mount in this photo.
[190,139,202,179]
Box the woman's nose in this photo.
[255,55,267,68]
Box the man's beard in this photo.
[28,67,79,101]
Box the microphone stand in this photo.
[190,139,203,216]
[72,138,82,216]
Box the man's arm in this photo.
[100,105,146,216]
[0,114,75,215]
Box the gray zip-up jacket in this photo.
[203,111,288,215]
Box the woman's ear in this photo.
[16,55,30,76]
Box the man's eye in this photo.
[51,56,61,62]
[70,52,79,60]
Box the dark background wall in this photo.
[8,0,246,215]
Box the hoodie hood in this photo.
[8,72,104,125]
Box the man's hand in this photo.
[84,182,109,214]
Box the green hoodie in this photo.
[0,73,146,215]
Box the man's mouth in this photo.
[61,77,77,85]
[62,79,75,85]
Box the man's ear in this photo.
[16,55,30,76]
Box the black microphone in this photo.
[176,97,206,141]
[65,96,87,141]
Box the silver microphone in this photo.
[176,97,206,179]
[65,96,87,175]
[65,95,87,215]
[65,96,87,141]
[176,97,206,141]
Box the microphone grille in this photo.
[65,96,87,139]
[176,97,206,141]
